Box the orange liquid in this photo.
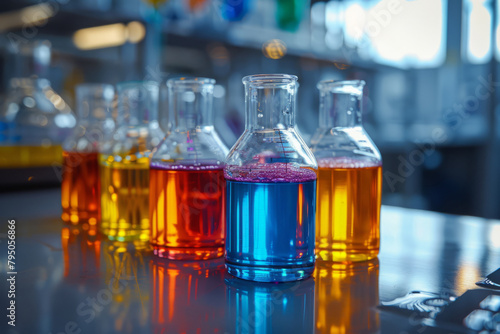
[61,151,100,225]
[150,167,225,260]
[316,159,382,262]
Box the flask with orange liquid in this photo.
[310,80,382,263]
[149,78,228,260]
[61,84,115,225]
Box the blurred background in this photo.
[0,0,498,219]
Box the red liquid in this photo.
[149,166,226,260]
[61,152,100,225]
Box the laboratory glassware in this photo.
[150,77,229,260]
[100,81,164,242]
[310,80,382,262]
[225,74,317,282]
[61,84,114,225]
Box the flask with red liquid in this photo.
[310,80,382,262]
[149,77,229,260]
[61,84,115,225]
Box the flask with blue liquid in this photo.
[224,74,317,282]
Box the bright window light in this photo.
[495,0,500,61]
[368,0,447,68]
[464,0,492,64]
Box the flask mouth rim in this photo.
[76,83,115,99]
[317,79,365,93]
[10,77,50,88]
[242,74,298,87]
[167,77,216,87]
[117,81,159,91]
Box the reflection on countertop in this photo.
[3,197,500,333]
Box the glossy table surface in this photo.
[1,188,499,334]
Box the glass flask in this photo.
[61,84,115,225]
[100,81,164,242]
[0,78,75,168]
[315,260,379,333]
[310,80,382,263]
[225,74,318,282]
[150,77,229,260]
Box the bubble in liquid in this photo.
[258,113,263,118]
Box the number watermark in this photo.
[6,219,16,327]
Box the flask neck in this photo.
[168,79,215,131]
[9,78,49,92]
[244,76,297,131]
[76,84,114,125]
[318,80,364,129]
[117,82,159,128]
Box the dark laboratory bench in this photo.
[0,188,499,334]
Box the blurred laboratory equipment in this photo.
[61,84,115,225]
[0,41,75,174]
[100,81,164,242]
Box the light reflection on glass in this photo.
[225,276,315,333]
[315,259,379,334]
[150,258,226,333]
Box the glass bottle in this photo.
[100,81,164,242]
[150,77,228,260]
[61,84,115,225]
[0,78,75,168]
[225,74,317,282]
[310,80,382,262]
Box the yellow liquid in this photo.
[0,145,62,168]
[100,154,150,242]
[316,163,382,262]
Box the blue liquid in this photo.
[225,180,316,282]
